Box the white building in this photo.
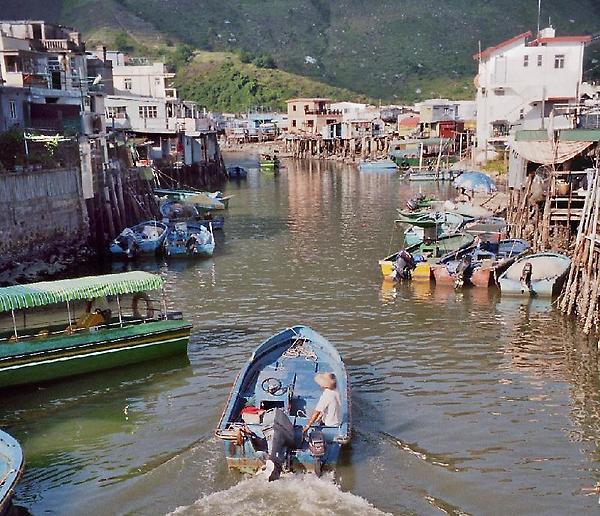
[101,52,213,166]
[330,101,379,121]
[474,27,591,162]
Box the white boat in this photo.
[358,159,398,171]
[0,429,24,515]
[498,252,571,296]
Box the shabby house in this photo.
[286,98,342,135]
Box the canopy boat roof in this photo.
[0,272,163,312]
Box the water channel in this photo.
[2,156,600,515]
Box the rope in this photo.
[283,339,317,361]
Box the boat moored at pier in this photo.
[0,272,192,389]
[109,221,169,259]
[165,222,215,258]
[498,252,571,297]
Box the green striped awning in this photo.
[0,272,163,312]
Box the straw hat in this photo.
[314,372,337,389]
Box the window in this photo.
[554,55,565,69]
[292,105,297,111]
[523,55,529,67]
[306,120,314,127]
[124,78,132,90]
[106,106,127,118]
[9,100,17,119]
[5,56,22,73]
[292,120,297,127]
[138,105,158,118]
[537,55,543,67]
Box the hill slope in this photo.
[4,0,600,102]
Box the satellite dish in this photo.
[92,74,102,85]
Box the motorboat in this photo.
[215,326,351,478]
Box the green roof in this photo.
[514,130,549,142]
[0,272,163,312]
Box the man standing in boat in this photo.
[303,373,342,432]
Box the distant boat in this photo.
[407,169,458,181]
[498,252,571,296]
[260,154,280,170]
[432,238,530,288]
[0,272,192,389]
[0,430,24,515]
[154,188,230,209]
[109,221,169,258]
[159,201,225,230]
[379,232,474,280]
[226,165,248,180]
[215,326,351,478]
[358,159,398,171]
[463,217,507,242]
[165,222,215,258]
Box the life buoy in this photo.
[132,292,155,319]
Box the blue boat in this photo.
[0,429,24,515]
[109,221,169,258]
[165,222,215,258]
[226,165,248,180]
[159,201,225,230]
[215,326,351,478]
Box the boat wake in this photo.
[169,473,390,516]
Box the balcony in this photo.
[304,109,342,116]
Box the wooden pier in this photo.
[284,136,390,162]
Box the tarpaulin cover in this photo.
[512,140,593,165]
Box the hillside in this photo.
[3,0,600,103]
[174,51,368,112]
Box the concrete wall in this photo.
[0,168,87,265]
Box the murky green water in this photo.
[2,156,600,515]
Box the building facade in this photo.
[474,27,590,162]
[286,98,342,135]
[0,20,106,136]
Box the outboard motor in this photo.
[262,408,295,482]
[453,255,472,289]
[520,261,534,295]
[185,234,200,254]
[307,429,326,477]
[406,199,418,212]
[393,250,416,281]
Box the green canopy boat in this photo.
[0,272,192,389]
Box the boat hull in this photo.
[498,252,571,297]
[0,320,191,389]
[0,430,24,516]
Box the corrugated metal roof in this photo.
[560,129,600,141]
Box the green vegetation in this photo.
[175,51,367,112]
[4,0,600,103]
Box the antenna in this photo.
[537,0,542,36]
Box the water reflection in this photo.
[3,155,600,514]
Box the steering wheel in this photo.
[261,377,287,396]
